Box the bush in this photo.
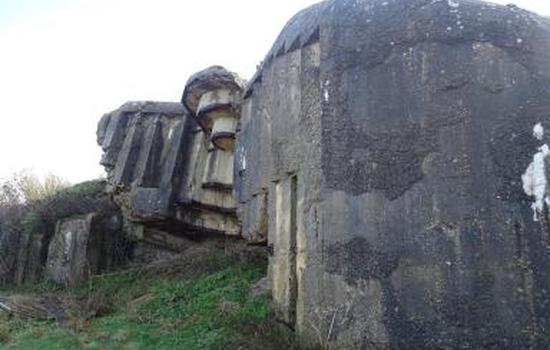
[22,179,112,236]
[0,170,70,229]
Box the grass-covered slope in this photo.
[0,248,298,350]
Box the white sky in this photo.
[0,0,549,183]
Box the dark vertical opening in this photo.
[289,175,298,327]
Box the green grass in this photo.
[0,251,297,350]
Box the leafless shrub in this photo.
[0,170,70,227]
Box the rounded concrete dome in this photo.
[237,1,550,348]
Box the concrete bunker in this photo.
[234,0,550,348]
[93,0,550,348]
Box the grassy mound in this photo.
[0,249,298,350]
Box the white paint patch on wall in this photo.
[63,231,74,261]
[239,146,247,171]
[323,80,330,102]
[167,125,174,140]
[522,122,549,221]
[533,122,544,140]
[448,0,460,8]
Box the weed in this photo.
[0,250,299,350]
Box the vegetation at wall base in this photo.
[0,249,299,350]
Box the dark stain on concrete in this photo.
[325,228,550,349]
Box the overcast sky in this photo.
[1,0,549,183]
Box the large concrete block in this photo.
[0,225,20,286]
[0,225,44,287]
[97,101,242,245]
[14,231,43,286]
[46,213,124,286]
[236,0,550,348]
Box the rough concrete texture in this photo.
[0,225,21,285]
[182,67,246,113]
[13,231,44,286]
[46,212,125,286]
[0,225,45,287]
[236,0,550,348]
[97,101,240,250]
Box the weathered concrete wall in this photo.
[0,225,47,287]
[0,225,21,286]
[235,10,324,327]
[97,101,240,252]
[14,231,43,285]
[46,212,125,286]
[0,181,127,287]
[236,0,550,348]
